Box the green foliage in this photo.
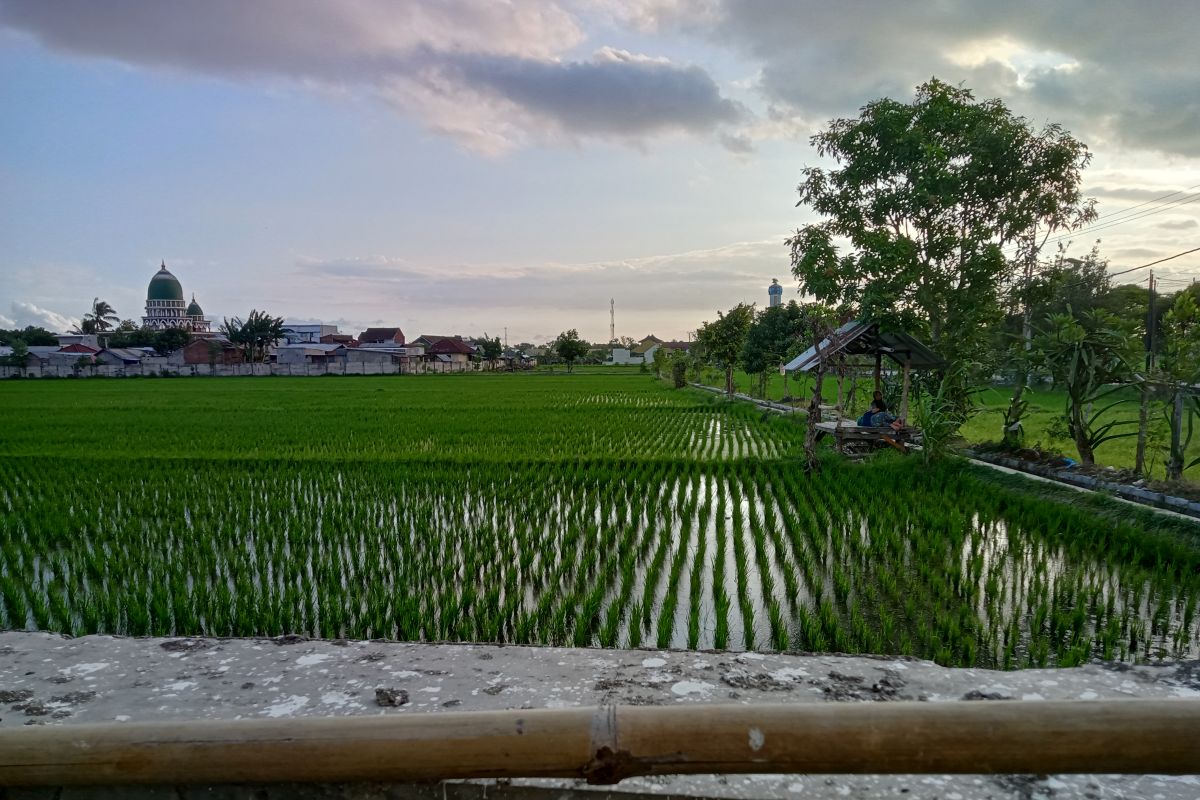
[670,354,687,388]
[2,339,28,369]
[0,326,58,347]
[153,327,191,356]
[1034,310,1138,465]
[553,329,589,373]
[480,335,503,365]
[220,310,285,363]
[789,78,1096,369]
[697,302,755,396]
[82,298,119,334]
[913,369,977,463]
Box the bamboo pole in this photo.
[2,701,1199,787]
[900,359,911,422]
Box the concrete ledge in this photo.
[3,633,1200,799]
[968,450,1200,519]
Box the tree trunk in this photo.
[1071,404,1095,465]
[725,366,734,398]
[1002,380,1024,449]
[805,367,824,472]
[1134,381,1150,475]
[1167,389,1185,481]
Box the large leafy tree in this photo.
[152,327,191,356]
[480,335,503,368]
[697,302,755,397]
[221,310,284,362]
[553,329,589,373]
[789,78,1096,369]
[0,326,57,346]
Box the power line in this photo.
[1002,182,1200,254]
[1041,192,1200,244]
[1108,246,1200,279]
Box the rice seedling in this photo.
[0,374,1195,668]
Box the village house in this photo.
[359,327,405,347]
[275,343,348,366]
[423,336,474,366]
[94,347,155,367]
[182,338,244,366]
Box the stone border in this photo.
[966,449,1200,520]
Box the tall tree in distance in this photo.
[697,302,754,397]
[83,298,120,333]
[789,78,1096,371]
[741,301,804,398]
[480,335,503,369]
[221,310,284,362]
[553,329,589,374]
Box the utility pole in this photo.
[1148,270,1157,371]
[609,299,615,343]
[504,327,507,349]
[1135,270,1156,475]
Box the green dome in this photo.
[186,296,204,316]
[148,263,184,302]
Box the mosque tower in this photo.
[143,261,212,335]
[768,278,782,308]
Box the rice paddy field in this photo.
[1,373,1199,669]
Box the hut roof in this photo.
[784,320,945,373]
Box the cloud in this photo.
[0,0,741,154]
[617,1,1200,158]
[9,301,75,332]
[0,312,15,328]
[1157,219,1198,231]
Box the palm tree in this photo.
[83,298,119,333]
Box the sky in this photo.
[1,1,1199,345]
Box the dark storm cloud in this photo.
[0,0,741,152]
[444,47,742,137]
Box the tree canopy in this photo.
[697,302,754,397]
[553,329,589,373]
[789,78,1096,366]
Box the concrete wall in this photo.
[0,361,478,379]
[3,632,1199,799]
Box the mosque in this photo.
[142,261,212,335]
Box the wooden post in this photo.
[900,359,911,424]
[836,356,845,418]
[2,702,1199,787]
[874,351,882,394]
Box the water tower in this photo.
[768,278,782,308]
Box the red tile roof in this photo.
[359,327,405,344]
[58,343,99,354]
[428,337,474,355]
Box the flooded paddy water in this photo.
[0,374,1197,668]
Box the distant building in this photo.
[276,343,348,366]
[424,336,473,365]
[182,338,243,365]
[143,262,212,335]
[769,278,782,308]
[359,327,406,346]
[282,323,339,344]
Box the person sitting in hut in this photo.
[857,399,885,426]
[858,395,897,427]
